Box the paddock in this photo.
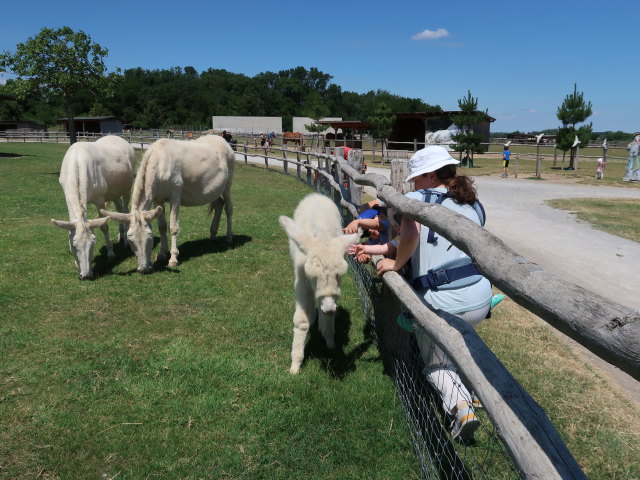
[1,142,638,480]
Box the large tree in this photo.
[450,91,486,167]
[555,84,592,170]
[0,26,118,143]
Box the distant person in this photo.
[627,134,640,170]
[595,157,606,179]
[222,130,232,143]
[502,145,511,178]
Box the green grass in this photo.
[2,143,639,480]
[0,143,416,480]
[545,198,640,243]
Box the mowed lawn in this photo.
[0,143,417,479]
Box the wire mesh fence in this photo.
[346,246,520,480]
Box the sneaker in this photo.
[490,294,504,310]
[396,312,414,332]
[450,401,480,443]
[471,393,483,409]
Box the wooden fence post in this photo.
[282,148,288,175]
[243,142,248,164]
[296,150,301,180]
[372,139,376,165]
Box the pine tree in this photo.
[450,91,486,167]
[555,84,592,170]
[366,101,395,158]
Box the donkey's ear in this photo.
[142,205,163,223]
[100,209,132,224]
[51,219,75,231]
[279,216,311,253]
[88,217,110,229]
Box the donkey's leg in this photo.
[96,199,115,258]
[209,197,224,241]
[156,203,169,263]
[290,272,314,374]
[113,197,126,244]
[168,195,181,267]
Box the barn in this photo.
[57,116,124,134]
[388,111,495,152]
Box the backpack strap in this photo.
[411,257,482,291]
[419,189,487,241]
[419,189,449,244]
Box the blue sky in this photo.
[1,0,636,133]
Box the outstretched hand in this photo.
[347,243,365,257]
[343,220,360,234]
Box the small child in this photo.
[344,205,390,263]
[502,145,511,178]
[347,207,401,264]
[595,157,605,179]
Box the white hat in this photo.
[405,146,459,182]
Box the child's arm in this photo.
[347,241,396,257]
[343,217,383,234]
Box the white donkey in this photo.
[101,135,234,272]
[51,135,135,279]
[279,193,361,374]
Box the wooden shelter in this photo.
[317,120,371,148]
[57,116,123,134]
[389,111,495,151]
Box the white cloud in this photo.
[412,28,450,40]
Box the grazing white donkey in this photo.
[101,135,234,273]
[279,193,361,374]
[51,135,135,279]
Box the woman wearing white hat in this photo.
[376,145,492,443]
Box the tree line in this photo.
[2,26,632,153]
[0,28,438,136]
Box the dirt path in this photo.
[362,165,640,402]
[472,175,640,403]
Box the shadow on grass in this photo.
[93,239,136,277]
[0,152,25,158]
[303,306,374,380]
[166,234,251,262]
[94,234,253,276]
